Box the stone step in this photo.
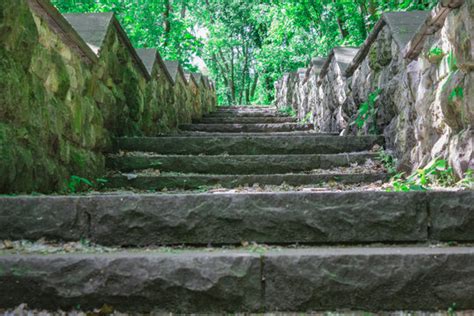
[1,246,473,313]
[206,111,286,118]
[115,135,383,155]
[106,172,388,190]
[1,191,471,246]
[197,116,297,124]
[107,152,378,174]
[179,123,313,133]
[176,131,339,137]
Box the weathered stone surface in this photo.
[0,192,426,246]
[163,60,193,126]
[264,247,474,311]
[0,252,262,313]
[106,173,388,190]
[273,72,298,111]
[179,123,314,133]
[315,47,359,133]
[108,153,378,174]
[198,116,297,124]
[429,191,474,241]
[0,0,107,193]
[116,135,383,155]
[0,196,88,241]
[64,13,150,136]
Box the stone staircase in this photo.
[0,106,473,314]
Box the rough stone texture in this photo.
[108,153,378,174]
[274,72,298,111]
[0,196,88,241]
[306,58,326,126]
[0,0,107,193]
[316,47,359,133]
[179,123,314,133]
[107,172,388,190]
[0,192,430,246]
[274,4,474,177]
[163,60,193,126]
[185,72,202,120]
[85,192,427,245]
[136,48,178,133]
[0,252,262,313]
[198,116,297,124]
[116,135,383,155]
[64,13,150,137]
[264,247,474,311]
[0,1,214,194]
[429,190,474,241]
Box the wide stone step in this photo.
[0,191,471,246]
[179,123,313,133]
[1,246,473,313]
[197,116,297,124]
[205,111,286,118]
[107,152,377,174]
[106,172,388,190]
[176,131,338,137]
[115,135,383,155]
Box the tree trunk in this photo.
[163,0,172,46]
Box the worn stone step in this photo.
[206,111,286,118]
[1,191,471,246]
[197,116,297,124]
[115,135,383,155]
[179,123,313,133]
[106,172,388,190]
[1,246,473,313]
[176,131,339,137]
[107,152,378,174]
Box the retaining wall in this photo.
[0,0,217,193]
[274,0,473,177]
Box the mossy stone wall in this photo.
[0,0,107,193]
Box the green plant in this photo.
[449,86,464,102]
[427,47,445,64]
[377,149,397,175]
[387,158,456,192]
[448,302,457,316]
[352,88,381,135]
[300,111,313,125]
[278,106,297,117]
[67,176,108,193]
[457,169,474,188]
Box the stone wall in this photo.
[0,0,107,193]
[273,0,473,177]
[0,0,217,193]
[274,72,298,111]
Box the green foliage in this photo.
[427,46,445,64]
[377,149,397,175]
[278,106,296,118]
[449,86,464,102]
[387,159,457,192]
[68,175,108,193]
[51,0,201,70]
[51,0,438,105]
[457,169,474,189]
[352,88,381,135]
[300,111,313,125]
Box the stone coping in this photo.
[404,0,465,59]
[163,60,188,85]
[63,12,150,80]
[27,0,98,64]
[318,47,359,81]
